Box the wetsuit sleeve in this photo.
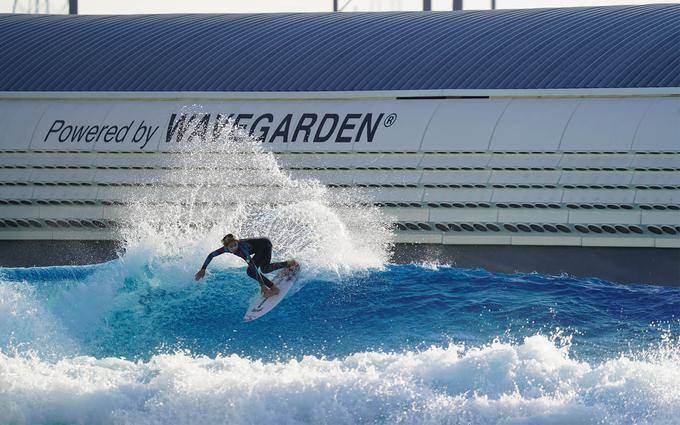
[201,247,226,270]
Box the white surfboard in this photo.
[244,264,300,322]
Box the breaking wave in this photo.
[3,334,680,425]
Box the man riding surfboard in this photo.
[195,234,297,297]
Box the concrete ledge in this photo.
[656,239,680,248]
[443,235,512,245]
[394,233,443,244]
[582,236,655,247]
[511,236,582,246]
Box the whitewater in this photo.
[2,124,680,424]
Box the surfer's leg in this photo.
[260,275,276,289]
[260,261,289,274]
[251,242,272,268]
[252,240,287,274]
[246,265,275,289]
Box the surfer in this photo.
[195,234,297,297]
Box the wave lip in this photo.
[3,335,680,425]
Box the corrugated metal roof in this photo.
[0,5,678,92]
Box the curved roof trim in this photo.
[1,5,679,92]
[2,88,680,101]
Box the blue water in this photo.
[2,259,680,424]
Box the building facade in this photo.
[0,6,678,283]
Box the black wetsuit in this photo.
[201,238,288,288]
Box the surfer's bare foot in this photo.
[261,284,280,298]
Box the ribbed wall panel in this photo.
[1,5,679,92]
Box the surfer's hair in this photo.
[222,234,236,245]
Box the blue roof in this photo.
[1,5,679,92]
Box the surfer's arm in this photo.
[195,247,226,280]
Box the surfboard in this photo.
[244,263,300,322]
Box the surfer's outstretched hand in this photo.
[194,269,206,281]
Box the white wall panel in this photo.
[429,208,497,222]
[352,100,435,152]
[489,171,561,184]
[0,101,47,150]
[420,171,490,184]
[419,154,491,167]
[633,98,680,151]
[423,188,492,202]
[421,99,509,151]
[559,154,633,167]
[287,170,354,184]
[31,153,96,167]
[632,172,680,185]
[31,102,113,152]
[490,99,577,151]
[567,210,640,224]
[31,187,98,200]
[362,188,423,202]
[641,211,680,225]
[488,154,561,167]
[30,169,96,183]
[0,187,33,198]
[96,103,169,152]
[0,206,37,218]
[558,171,633,185]
[93,169,158,184]
[634,191,680,204]
[36,205,103,219]
[352,170,422,184]
[630,154,680,168]
[95,187,136,201]
[388,208,429,221]
[561,190,636,203]
[0,154,33,166]
[93,153,166,168]
[491,189,563,203]
[352,153,423,167]
[560,99,651,151]
[497,209,567,223]
[0,169,32,181]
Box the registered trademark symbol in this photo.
[384,113,397,127]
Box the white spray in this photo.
[120,115,394,275]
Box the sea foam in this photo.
[2,335,680,425]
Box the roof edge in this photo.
[1,88,679,101]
